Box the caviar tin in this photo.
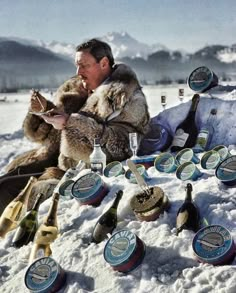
[103,229,146,273]
[176,161,202,181]
[72,172,109,206]
[215,155,236,186]
[175,148,200,165]
[125,164,150,184]
[213,145,231,162]
[24,257,67,293]
[187,66,218,93]
[192,225,236,265]
[104,161,125,178]
[154,152,177,173]
[200,150,221,170]
[131,155,156,169]
[130,186,170,222]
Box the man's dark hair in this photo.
[76,38,115,67]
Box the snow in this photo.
[0,84,236,293]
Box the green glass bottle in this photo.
[12,193,43,248]
[176,183,200,235]
[91,190,123,244]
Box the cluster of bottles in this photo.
[0,176,60,263]
[170,94,217,153]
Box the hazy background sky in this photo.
[0,0,236,52]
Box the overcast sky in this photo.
[0,0,236,52]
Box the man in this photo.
[1,38,150,212]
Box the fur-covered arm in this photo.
[23,100,57,144]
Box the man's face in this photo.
[75,51,109,91]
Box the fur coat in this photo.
[58,63,150,170]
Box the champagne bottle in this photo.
[91,190,123,243]
[193,108,217,153]
[0,176,37,238]
[170,94,200,152]
[90,138,106,175]
[29,192,59,263]
[12,193,43,248]
[176,183,200,235]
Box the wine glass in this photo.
[129,132,138,158]
[178,88,184,103]
[161,92,167,109]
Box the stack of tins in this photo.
[130,186,170,221]
[24,257,67,293]
[72,172,109,206]
[104,229,146,273]
[192,225,236,265]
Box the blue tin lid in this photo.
[213,145,230,161]
[72,172,102,201]
[176,161,202,181]
[125,164,150,183]
[187,66,218,93]
[154,152,177,173]
[215,155,236,186]
[104,161,124,178]
[200,150,221,170]
[175,148,200,165]
[192,225,234,264]
[104,230,138,267]
[24,257,66,293]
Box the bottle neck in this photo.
[44,193,59,227]
[14,176,37,204]
[208,108,217,124]
[185,184,193,202]
[110,190,123,210]
[189,94,200,113]
[31,193,43,212]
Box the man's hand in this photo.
[41,109,69,130]
[30,90,47,113]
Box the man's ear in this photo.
[100,56,109,69]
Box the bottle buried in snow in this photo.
[91,190,123,244]
[176,183,200,235]
[170,94,200,153]
[0,176,37,238]
[29,192,59,263]
[12,193,43,248]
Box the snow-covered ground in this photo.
[0,84,236,293]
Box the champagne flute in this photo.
[161,92,167,109]
[129,132,138,158]
[178,88,184,103]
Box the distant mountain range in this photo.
[0,32,236,91]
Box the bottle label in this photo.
[196,130,209,148]
[91,162,103,175]
[34,224,58,245]
[92,223,113,243]
[172,129,189,147]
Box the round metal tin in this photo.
[187,66,218,93]
[200,150,221,170]
[154,152,177,173]
[24,257,67,293]
[125,164,150,184]
[72,172,109,206]
[131,155,156,169]
[130,186,170,222]
[175,148,200,165]
[176,161,202,181]
[215,155,236,186]
[103,161,125,178]
[103,229,146,273]
[213,145,231,162]
[58,179,74,198]
[192,225,236,265]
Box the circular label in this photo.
[25,257,64,292]
[215,155,236,183]
[155,153,176,173]
[188,66,214,92]
[104,230,137,267]
[192,225,234,263]
[72,172,102,200]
